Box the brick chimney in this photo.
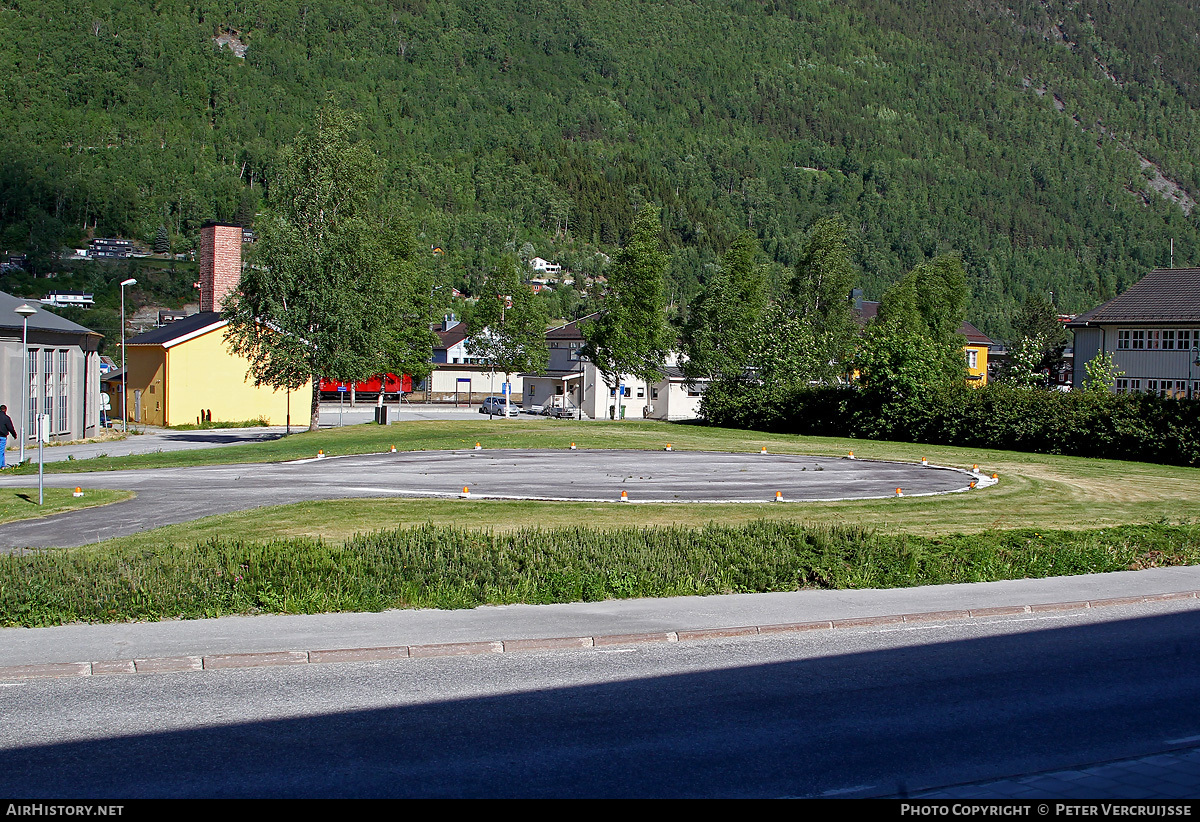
[198,222,243,313]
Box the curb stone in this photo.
[1,591,1196,682]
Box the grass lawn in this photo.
[0,487,132,525]
[36,417,1200,548]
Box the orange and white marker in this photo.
[665,444,673,451]
[991,473,998,480]
[620,490,629,502]
[390,445,397,453]
[72,487,83,498]
[474,442,482,451]
[895,487,903,497]
[972,464,979,473]
[969,481,977,489]
[570,443,577,450]
[317,450,325,459]
[460,486,471,498]
[760,446,768,454]
[774,491,783,503]
[848,451,855,459]
[921,457,928,467]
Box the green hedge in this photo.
[701,381,1200,466]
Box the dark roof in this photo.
[435,321,469,349]
[0,291,100,336]
[546,312,600,341]
[855,300,993,345]
[126,312,224,346]
[1068,268,1200,326]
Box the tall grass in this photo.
[2,522,1197,627]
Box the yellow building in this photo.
[962,323,992,385]
[125,313,309,426]
[122,221,309,427]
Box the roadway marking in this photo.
[1164,735,1200,746]
[821,784,876,796]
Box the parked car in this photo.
[540,404,577,419]
[479,396,521,416]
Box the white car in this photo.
[479,396,521,416]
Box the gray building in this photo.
[0,292,104,442]
[1068,268,1200,397]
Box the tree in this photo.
[1011,293,1069,383]
[999,333,1049,387]
[467,259,550,415]
[790,216,859,380]
[154,226,170,255]
[1082,351,1124,393]
[681,233,767,382]
[582,207,672,419]
[857,254,969,398]
[224,104,436,431]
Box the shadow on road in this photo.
[3,608,1199,798]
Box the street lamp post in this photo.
[120,278,137,432]
[14,304,36,466]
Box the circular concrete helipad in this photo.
[342,448,979,503]
[0,449,984,549]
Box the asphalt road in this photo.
[0,449,977,548]
[2,601,1198,798]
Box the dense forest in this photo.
[1,0,1198,341]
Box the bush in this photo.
[701,381,1200,466]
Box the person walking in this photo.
[0,405,16,469]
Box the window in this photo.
[1117,330,1130,349]
[27,349,37,436]
[1129,379,1142,392]
[1147,330,1162,350]
[42,349,53,434]
[1132,330,1146,350]
[651,387,659,400]
[966,350,978,369]
[58,350,69,433]
[636,386,644,398]
[1163,330,1176,350]
[1115,379,1129,394]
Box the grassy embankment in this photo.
[2,419,1197,626]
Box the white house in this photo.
[521,317,705,420]
[529,257,562,277]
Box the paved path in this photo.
[0,449,980,548]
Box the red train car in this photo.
[319,374,412,400]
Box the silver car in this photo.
[479,396,520,416]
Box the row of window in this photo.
[26,349,70,437]
[1116,329,1200,350]
[1114,379,1197,398]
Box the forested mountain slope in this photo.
[1,0,1197,339]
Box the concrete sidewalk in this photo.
[3,565,1198,673]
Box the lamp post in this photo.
[14,303,36,465]
[120,278,136,432]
